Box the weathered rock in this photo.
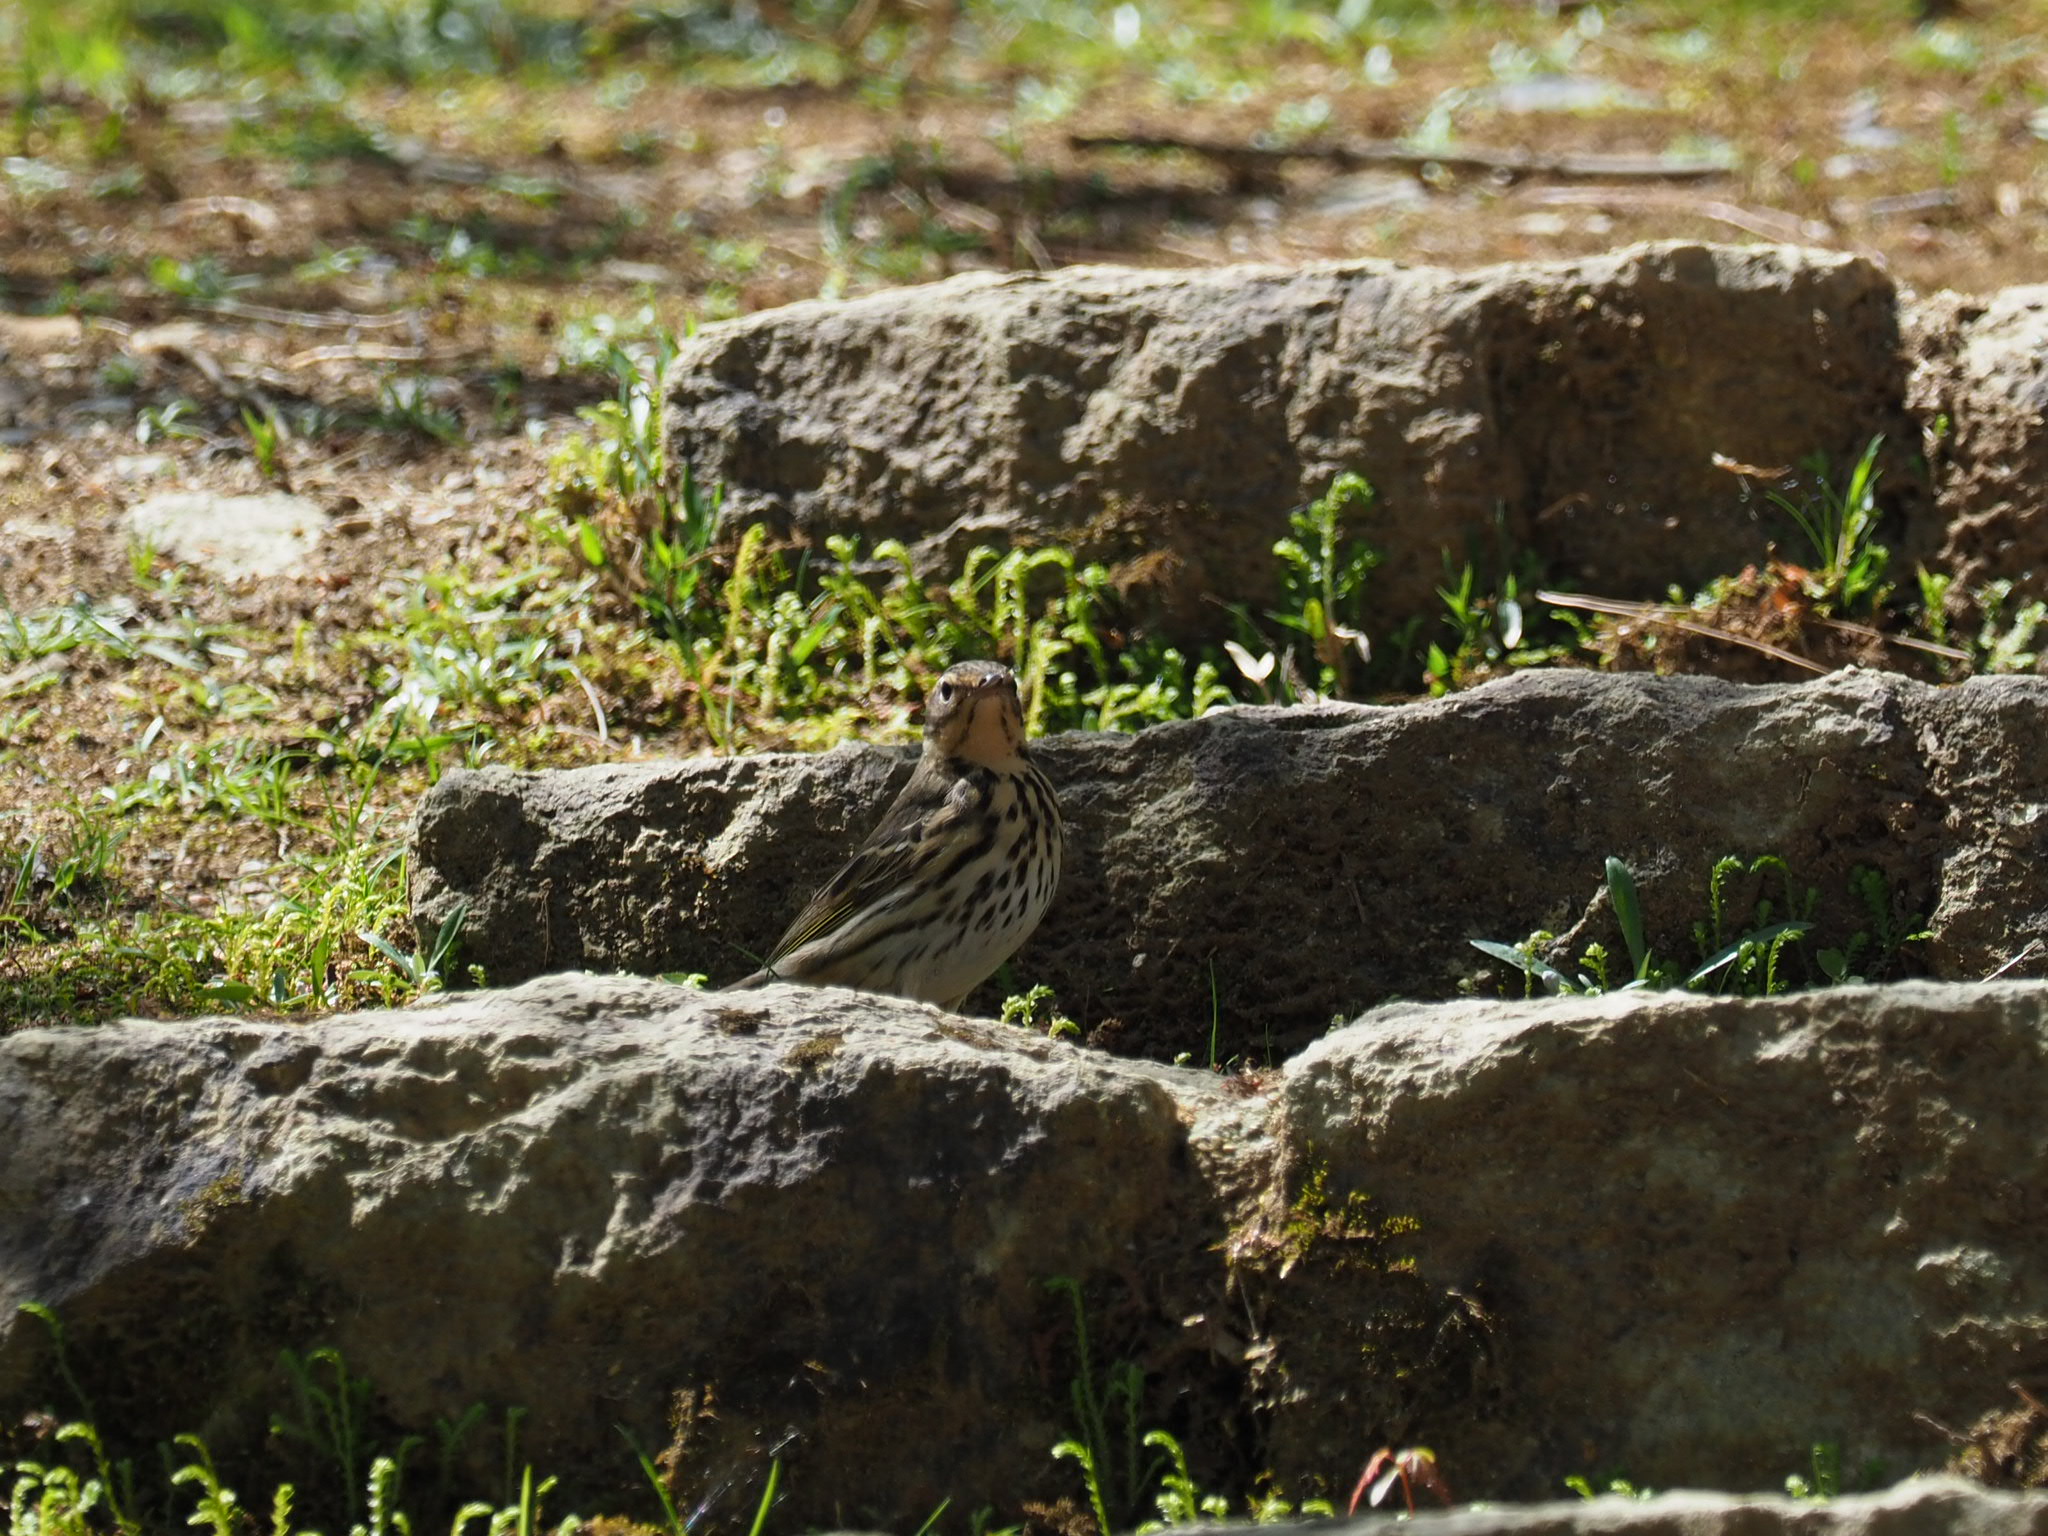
[665,242,1923,629]
[8,976,2048,1524]
[126,489,328,580]
[1907,287,2048,600]
[410,668,2048,1063]
[0,974,1237,1526]
[1264,982,2048,1499]
[1288,1482,2048,1536]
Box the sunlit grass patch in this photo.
[0,802,469,1027]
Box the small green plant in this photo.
[1972,578,2048,674]
[1047,1277,1161,1535]
[1473,854,1925,999]
[1425,563,1482,697]
[1564,1474,1655,1500]
[149,254,257,305]
[242,405,286,483]
[618,1428,686,1536]
[18,1304,96,1424]
[548,408,720,651]
[745,1457,780,1536]
[1770,436,1890,617]
[466,1464,575,1536]
[358,897,469,1000]
[1915,566,1955,648]
[296,244,375,283]
[135,399,203,445]
[1270,473,1378,698]
[1820,865,1930,982]
[170,1435,247,1536]
[371,377,463,444]
[542,433,1230,744]
[98,353,141,395]
[1051,1385,1328,1533]
[1785,1441,1841,1501]
[1129,1432,1334,1531]
[5,1315,610,1536]
[0,699,481,1025]
[9,1439,117,1536]
[272,1346,374,1518]
[15,1304,136,1532]
[1687,854,1818,995]
[537,375,1266,743]
[11,1419,147,1536]
[1001,982,1078,1039]
[1238,1484,1337,1525]
[1135,1431,1227,1530]
[361,1455,412,1536]
[1269,1156,1420,1280]
[1473,854,1803,995]
[1425,559,1543,696]
[1,807,124,945]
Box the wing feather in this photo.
[764,759,977,966]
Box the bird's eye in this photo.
[939,681,955,702]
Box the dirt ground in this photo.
[3,0,2046,1023]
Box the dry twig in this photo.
[1538,587,1969,675]
[1070,131,1736,184]
[1518,185,1831,243]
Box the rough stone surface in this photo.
[410,668,2048,1062]
[0,974,1233,1526]
[1907,287,2048,598]
[1276,1483,2048,1536]
[8,977,2048,1523]
[665,242,1920,628]
[1268,983,2048,1498]
[126,489,327,579]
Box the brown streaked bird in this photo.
[731,660,1062,1012]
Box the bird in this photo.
[730,659,1062,1012]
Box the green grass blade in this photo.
[1605,857,1648,977]
[746,1458,781,1536]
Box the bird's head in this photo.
[925,660,1027,767]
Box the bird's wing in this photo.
[765,763,976,965]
